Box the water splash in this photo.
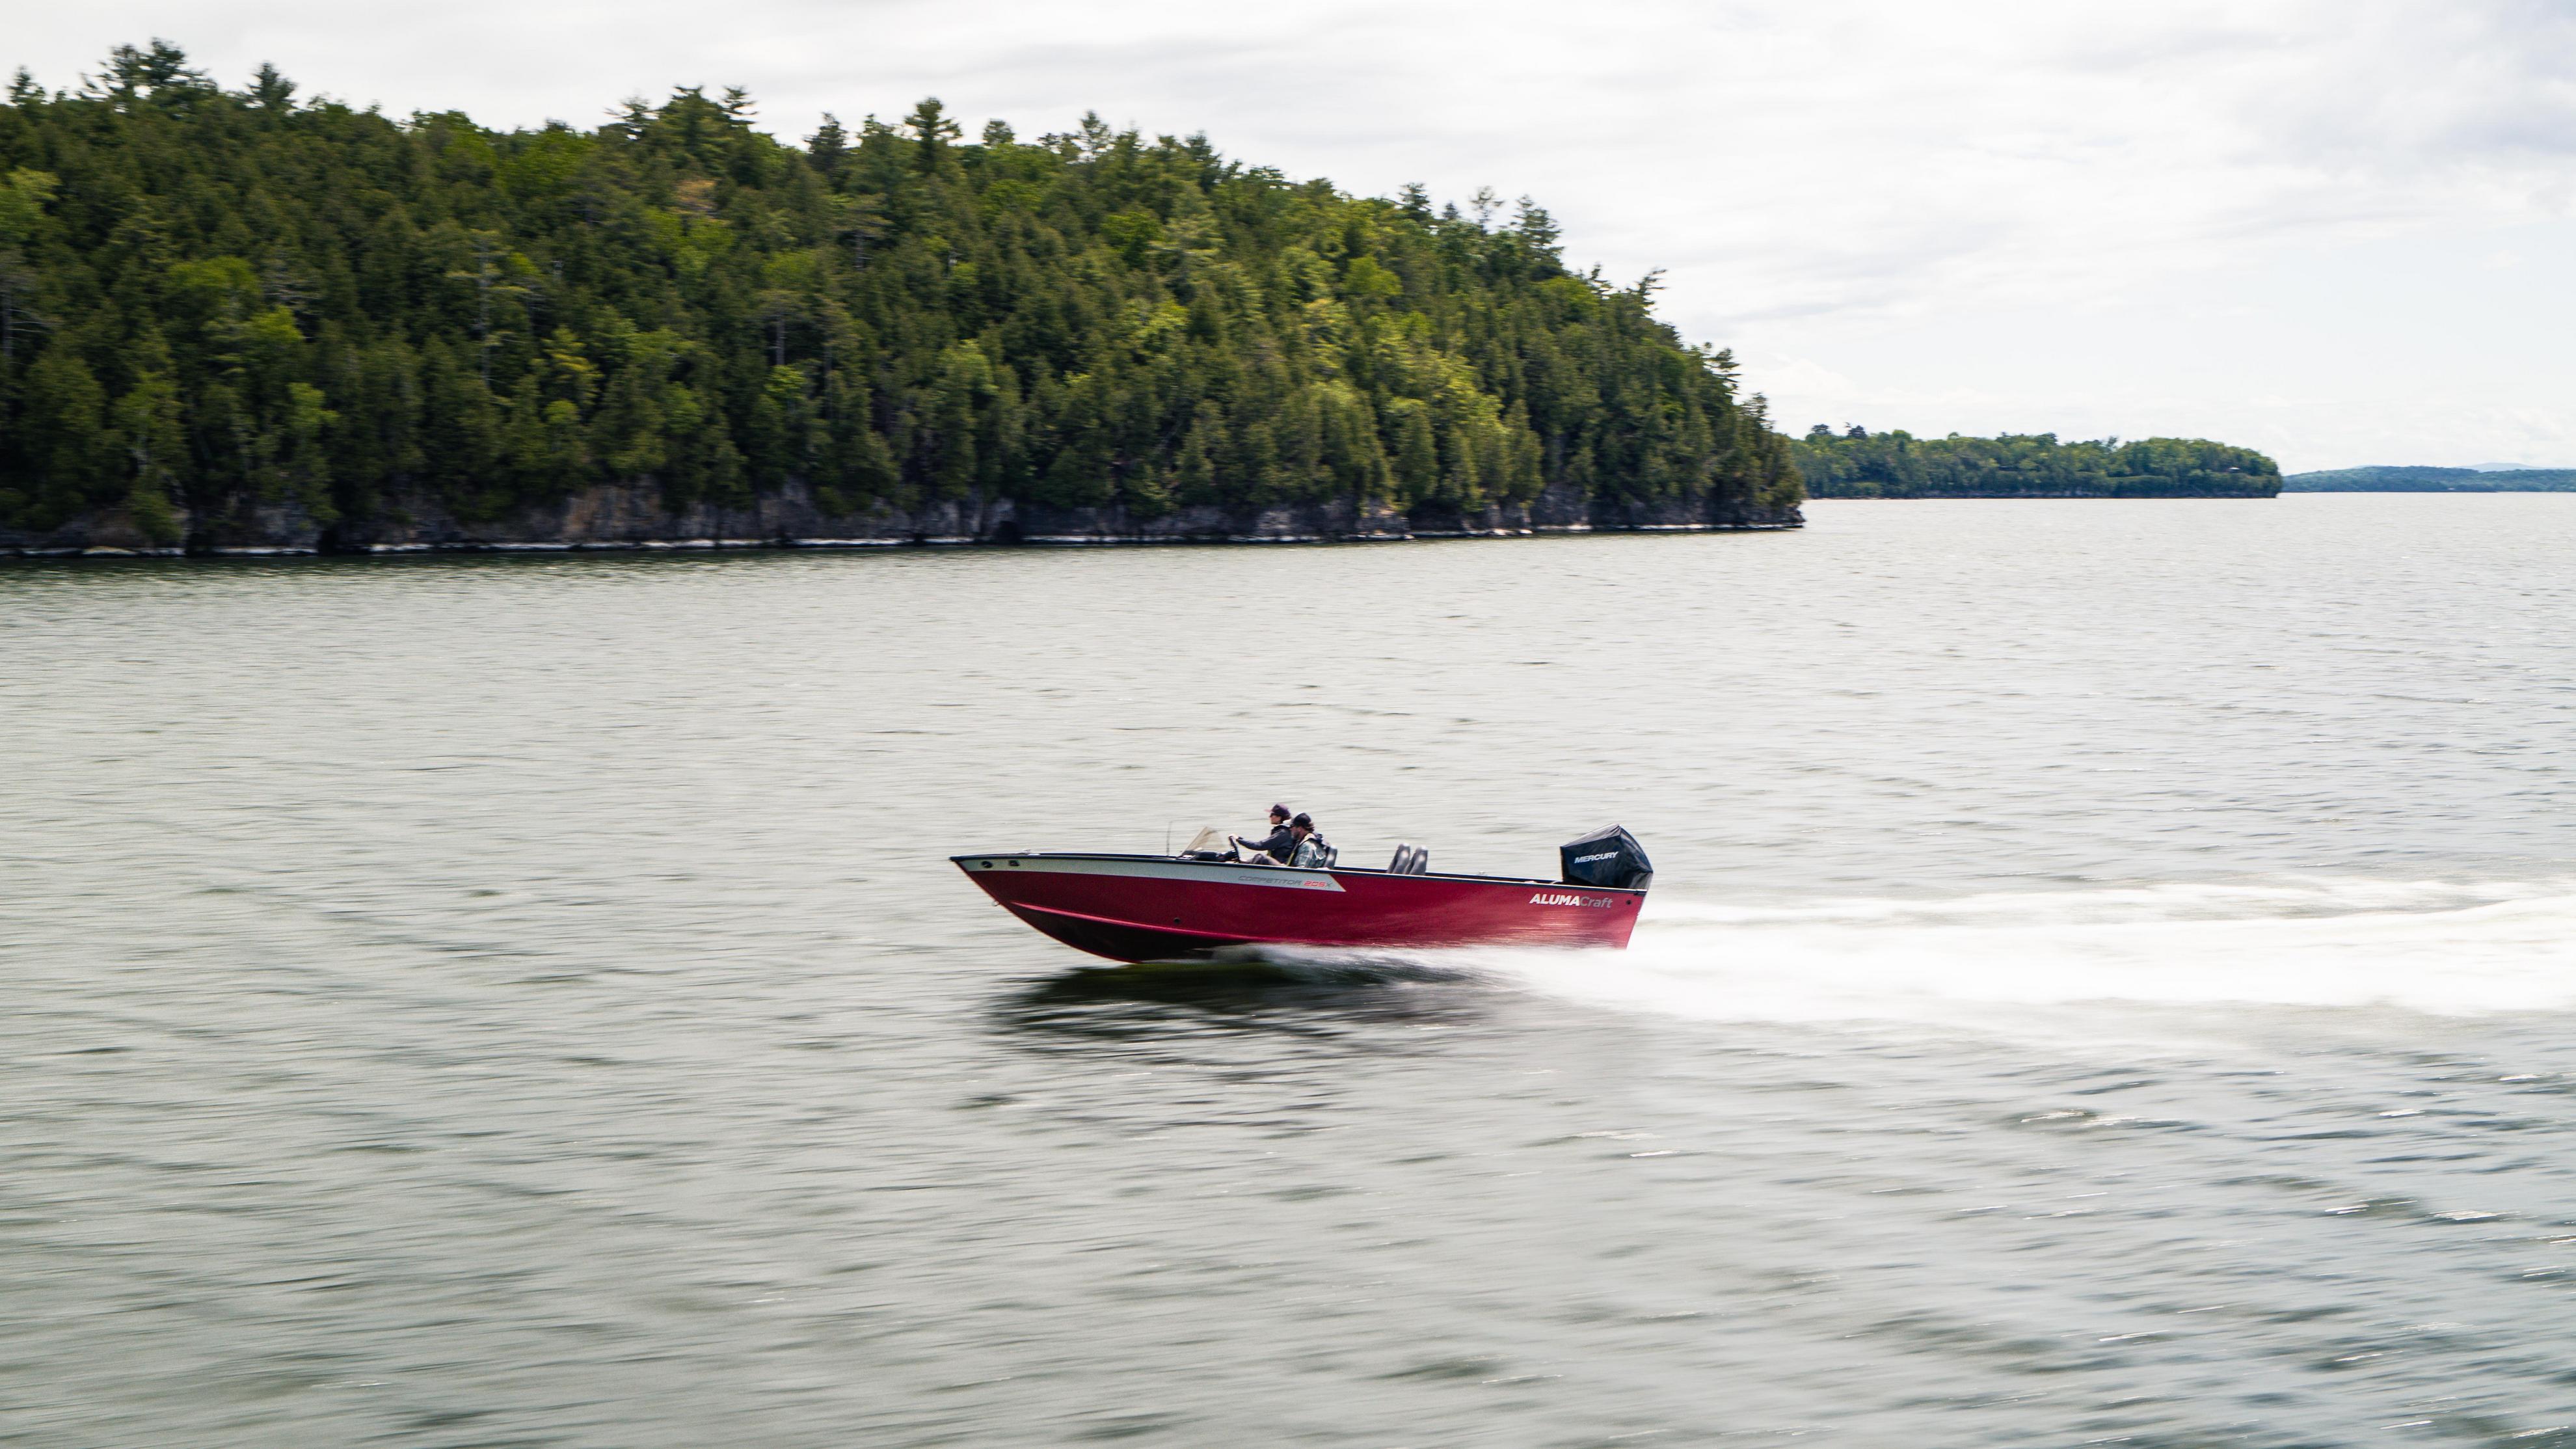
[1481,876,2576,1023]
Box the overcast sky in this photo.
[14,0,2573,470]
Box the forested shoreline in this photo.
[2284,466,2576,492]
[0,44,1801,554]
[1793,426,2279,498]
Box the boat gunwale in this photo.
[946,850,1648,897]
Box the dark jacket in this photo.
[1239,825,1296,863]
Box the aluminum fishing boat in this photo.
[954,825,1653,963]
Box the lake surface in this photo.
[7,495,2575,1448]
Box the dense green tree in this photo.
[0,46,1801,545]
[1792,425,2279,498]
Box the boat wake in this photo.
[1471,875,2576,1027]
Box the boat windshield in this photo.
[1177,826,1230,858]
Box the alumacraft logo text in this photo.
[1529,891,1616,908]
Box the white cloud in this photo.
[9,0,2571,467]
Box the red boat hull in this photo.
[953,852,1644,962]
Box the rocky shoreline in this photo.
[2,479,1802,558]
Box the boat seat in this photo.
[1388,844,1430,875]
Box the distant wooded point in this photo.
[1793,427,2281,499]
[2281,466,2576,492]
[0,42,1801,550]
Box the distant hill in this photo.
[1791,427,2279,498]
[2282,467,2576,492]
[0,43,1799,554]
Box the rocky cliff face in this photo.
[3,481,1800,556]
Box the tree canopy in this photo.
[0,45,1800,547]
[1792,426,2279,498]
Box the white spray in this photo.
[1480,875,2576,1025]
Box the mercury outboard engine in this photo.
[1559,825,1653,891]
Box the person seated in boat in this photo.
[1288,813,1333,869]
[1232,805,1296,864]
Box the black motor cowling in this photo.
[1560,825,1653,891]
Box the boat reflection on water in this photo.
[991,947,1499,1048]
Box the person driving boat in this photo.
[1233,805,1296,863]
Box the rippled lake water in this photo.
[7,495,2575,1447]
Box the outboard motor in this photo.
[1560,825,1652,891]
